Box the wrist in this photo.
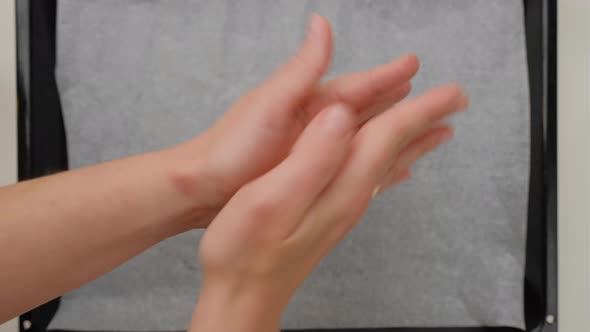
[157,136,224,229]
[189,277,283,332]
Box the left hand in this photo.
[167,14,419,227]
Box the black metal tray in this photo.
[14,0,557,331]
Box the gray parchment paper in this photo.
[50,0,530,330]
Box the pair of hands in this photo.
[167,15,467,331]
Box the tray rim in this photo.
[14,0,557,331]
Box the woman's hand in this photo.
[0,12,464,324]
[167,14,419,227]
[190,85,468,332]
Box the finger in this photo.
[291,84,468,245]
[252,14,333,112]
[381,126,453,190]
[305,54,419,117]
[345,84,467,186]
[374,84,466,159]
[358,81,412,125]
[232,104,357,238]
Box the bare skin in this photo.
[0,15,467,330]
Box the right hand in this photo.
[192,84,468,332]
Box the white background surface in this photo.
[0,0,588,331]
[558,0,590,331]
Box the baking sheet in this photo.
[50,0,530,329]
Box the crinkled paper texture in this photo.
[50,0,529,330]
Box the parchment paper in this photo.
[50,0,530,329]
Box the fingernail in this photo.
[307,13,323,36]
[321,104,355,134]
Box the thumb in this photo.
[254,13,333,110]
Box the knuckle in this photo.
[329,194,370,231]
[327,211,351,230]
[328,88,350,107]
[291,52,323,78]
[326,209,362,243]
[366,72,387,99]
[239,188,280,220]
